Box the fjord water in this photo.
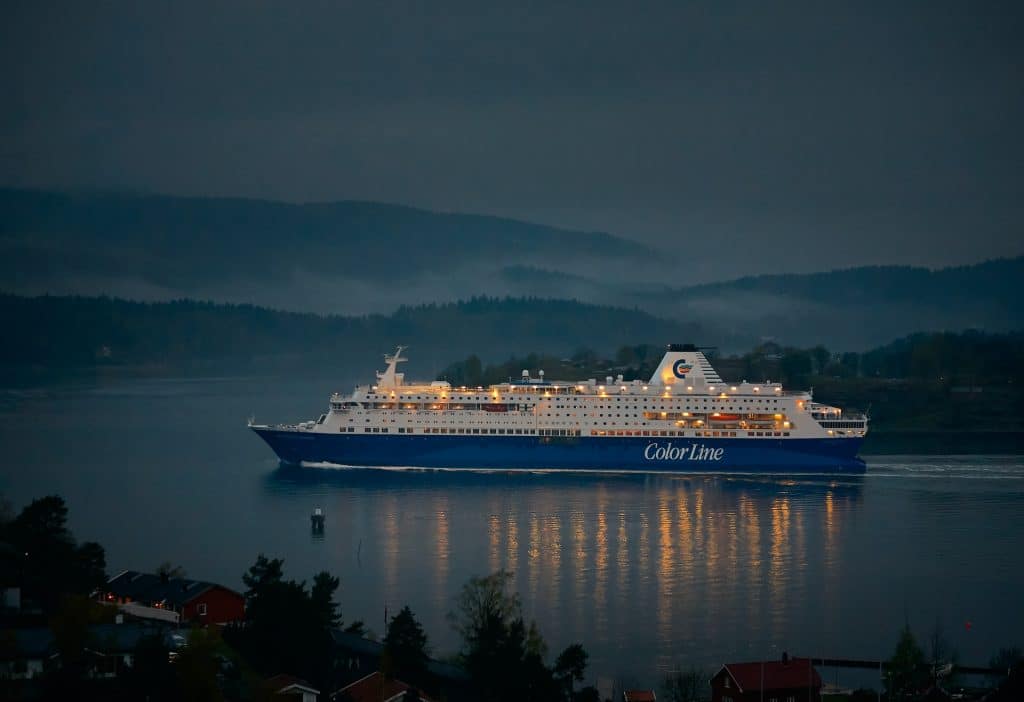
[2,373,1022,685]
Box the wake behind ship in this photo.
[250,345,868,473]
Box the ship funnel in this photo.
[648,345,723,387]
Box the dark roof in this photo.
[720,658,822,692]
[331,629,384,656]
[425,658,470,681]
[334,671,435,702]
[267,673,320,695]
[106,570,240,607]
[1,622,176,660]
[330,630,469,682]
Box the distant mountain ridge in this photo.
[0,187,657,314]
[1,188,1020,350]
[500,257,1024,349]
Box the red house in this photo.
[102,570,245,624]
[711,654,821,702]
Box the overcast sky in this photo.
[3,1,1022,279]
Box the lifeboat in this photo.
[710,413,741,422]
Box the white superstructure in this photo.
[289,345,868,442]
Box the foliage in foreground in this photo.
[449,569,599,702]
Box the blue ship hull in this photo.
[252,428,867,473]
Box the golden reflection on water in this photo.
[616,511,629,597]
[383,496,400,601]
[545,513,562,608]
[434,496,450,600]
[368,474,858,668]
[793,491,807,595]
[506,512,518,576]
[725,508,739,604]
[825,490,837,569]
[638,510,650,585]
[705,497,721,596]
[528,512,541,604]
[739,494,762,623]
[488,513,501,574]
[656,491,674,644]
[769,496,792,640]
[594,491,609,635]
[676,487,693,588]
[572,510,586,640]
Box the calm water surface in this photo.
[1,373,1022,687]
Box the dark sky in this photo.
[3,1,1022,279]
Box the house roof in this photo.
[719,658,822,692]
[267,673,320,695]
[330,630,470,682]
[624,691,657,702]
[331,629,384,656]
[106,570,240,608]
[334,671,435,702]
[0,622,176,660]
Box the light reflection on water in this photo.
[258,461,1024,681]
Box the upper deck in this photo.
[307,345,867,440]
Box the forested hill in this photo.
[0,294,712,374]
[501,257,1024,349]
[0,188,658,315]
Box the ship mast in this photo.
[375,346,408,389]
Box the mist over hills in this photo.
[0,188,659,315]
[500,258,1024,349]
[1,188,1020,351]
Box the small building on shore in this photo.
[267,674,321,701]
[100,570,244,624]
[332,671,436,702]
[711,654,822,702]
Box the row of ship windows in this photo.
[819,421,866,428]
[365,392,781,402]
[342,427,544,435]
[345,417,786,428]
[345,397,783,409]
[337,402,784,414]
[338,426,792,438]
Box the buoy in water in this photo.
[311,507,325,533]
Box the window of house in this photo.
[197,603,207,616]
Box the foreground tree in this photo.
[886,624,926,701]
[449,570,575,702]
[311,570,342,629]
[156,561,187,579]
[241,553,284,605]
[174,628,227,702]
[384,605,430,685]
[990,646,1023,675]
[554,643,588,699]
[662,667,708,702]
[0,496,107,613]
[228,555,349,692]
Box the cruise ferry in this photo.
[250,345,868,472]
